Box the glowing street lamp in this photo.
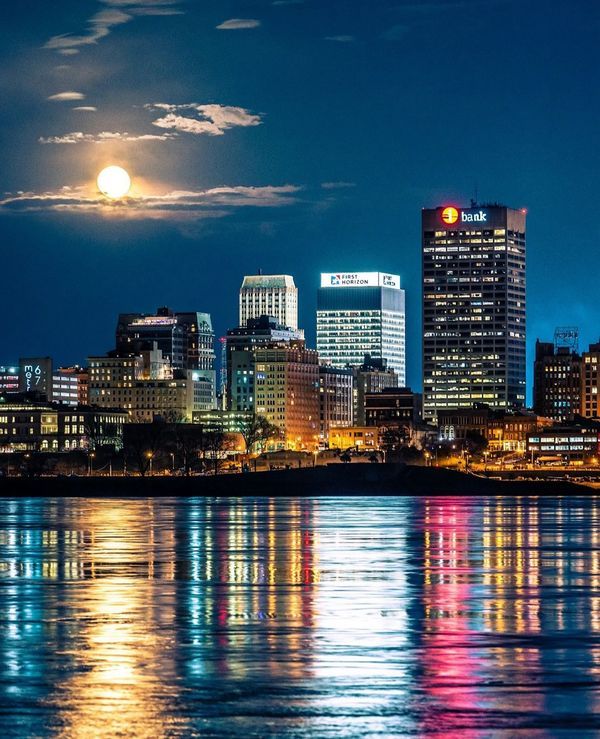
[146,451,154,476]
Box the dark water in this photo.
[1,496,599,737]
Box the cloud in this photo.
[0,184,302,220]
[45,0,183,53]
[47,91,85,101]
[38,130,175,144]
[325,35,355,42]
[148,103,262,136]
[216,18,261,30]
[321,181,356,190]
[73,106,98,112]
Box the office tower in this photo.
[581,342,600,419]
[533,340,581,422]
[115,307,216,407]
[116,307,215,371]
[319,365,354,440]
[226,315,303,411]
[254,343,320,450]
[316,272,406,381]
[422,204,526,422]
[239,275,299,331]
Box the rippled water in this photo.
[1,495,599,737]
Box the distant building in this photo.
[533,340,581,422]
[115,307,216,406]
[365,387,416,428]
[328,426,379,452]
[581,342,600,420]
[317,272,406,381]
[225,315,302,411]
[19,357,53,398]
[254,342,319,450]
[319,365,353,441]
[88,349,213,423]
[0,365,19,393]
[0,394,126,453]
[239,275,299,331]
[353,356,398,426]
[422,204,526,422]
[527,421,600,463]
[52,366,89,407]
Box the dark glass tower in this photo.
[422,204,526,422]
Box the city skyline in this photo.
[1,1,600,401]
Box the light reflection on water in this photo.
[0,495,599,737]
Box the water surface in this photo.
[1,495,599,737]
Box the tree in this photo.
[198,428,228,475]
[464,430,488,456]
[123,421,168,476]
[172,424,210,476]
[239,414,281,454]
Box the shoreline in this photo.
[0,464,588,497]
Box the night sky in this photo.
[1,0,599,399]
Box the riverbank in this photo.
[0,463,587,496]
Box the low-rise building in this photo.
[365,387,416,427]
[328,426,379,452]
[0,394,126,452]
[527,423,600,463]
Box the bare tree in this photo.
[239,414,281,455]
[123,421,168,476]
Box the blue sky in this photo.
[1,0,599,397]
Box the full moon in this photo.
[97,166,131,199]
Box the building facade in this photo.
[254,343,319,450]
[319,365,353,441]
[422,204,526,422]
[226,316,302,411]
[581,342,600,420]
[0,365,19,393]
[353,356,399,426]
[364,387,416,428]
[533,341,581,422]
[316,272,406,382]
[0,394,126,453]
[52,366,89,407]
[239,275,299,331]
[115,307,216,405]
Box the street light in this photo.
[146,451,154,476]
[170,452,175,474]
[88,451,95,477]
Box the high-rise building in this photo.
[581,342,600,420]
[318,365,353,441]
[533,340,581,422]
[422,204,526,422]
[254,342,320,450]
[316,272,406,381]
[19,357,53,398]
[53,366,89,407]
[225,315,302,411]
[115,307,216,406]
[239,275,299,331]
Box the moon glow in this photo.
[97,166,131,199]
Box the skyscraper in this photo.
[239,275,299,331]
[422,204,526,422]
[316,272,406,382]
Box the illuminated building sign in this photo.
[441,206,489,225]
[321,272,400,289]
[19,357,53,396]
[130,317,177,326]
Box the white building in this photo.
[239,274,299,331]
[316,272,406,384]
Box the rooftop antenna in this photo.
[258,267,262,275]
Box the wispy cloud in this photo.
[45,0,183,53]
[38,131,175,145]
[382,24,410,41]
[216,18,261,30]
[47,91,85,101]
[325,35,355,42]
[321,181,356,190]
[73,106,98,112]
[0,184,302,220]
[147,103,262,136]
